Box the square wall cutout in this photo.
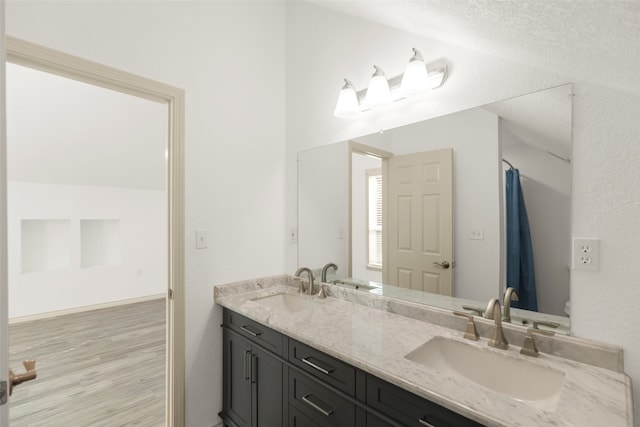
[21,219,72,274]
[81,219,122,269]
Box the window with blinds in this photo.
[366,169,383,269]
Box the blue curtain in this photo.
[505,169,538,312]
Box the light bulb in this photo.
[365,65,392,108]
[400,48,431,94]
[334,79,360,117]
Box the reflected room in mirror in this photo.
[298,84,573,334]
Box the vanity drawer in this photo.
[289,339,356,396]
[366,412,398,427]
[289,405,323,427]
[289,367,356,427]
[223,309,285,356]
[366,375,484,427]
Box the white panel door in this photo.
[383,148,454,295]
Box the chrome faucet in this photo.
[483,298,509,350]
[294,267,315,296]
[321,263,338,282]
[502,287,519,323]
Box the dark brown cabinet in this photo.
[220,308,486,427]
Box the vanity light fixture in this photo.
[334,48,448,118]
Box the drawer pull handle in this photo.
[302,394,334,417]
[301,357,334,375]
[418,418,436,427]
[240,325,262,337]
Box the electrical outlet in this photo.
[572,238,600,272]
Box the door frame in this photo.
[3,36,186,426]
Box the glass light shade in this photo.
[334,82,360,117]
[365,72,392,107]
[401,59,431,93]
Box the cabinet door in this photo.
[224,329,253,427]
[252,344,284,427]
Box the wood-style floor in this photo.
[8,298,166,427]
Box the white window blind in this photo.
[367,169,383,269]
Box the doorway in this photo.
[2,37,185,426]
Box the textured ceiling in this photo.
[306,0,640,92]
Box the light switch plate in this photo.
[196,229,208,249]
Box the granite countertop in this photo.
[214,277,633,427]
[328,275,570,334]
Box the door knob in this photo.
[9,359,37,395]
[432,261,450,269]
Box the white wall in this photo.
[298,142,349,271]
[6,1,286,426]
[501,125,572,316]
[7,182,166,318]
[285,2,640,422]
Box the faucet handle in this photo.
[317,285,327,299]
[462,305,484,316]
[293,277,305,293]
[533,320,560,330]
[520,327,555,357]
[453,312,480,341]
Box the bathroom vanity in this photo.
[214,276,633,427]
[220,308,481,427]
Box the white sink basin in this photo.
[251,293,321,313]
[405,337,565,401]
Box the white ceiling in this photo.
[483,84,572,160]
[306,0,640,93]
[6,63,167,190]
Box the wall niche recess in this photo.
[80,219,123,269]
[21,219,72,274]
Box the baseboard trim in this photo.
[9,293,165,324]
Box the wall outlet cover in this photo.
[572,237,600,272]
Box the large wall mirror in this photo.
[298,84,573,333]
